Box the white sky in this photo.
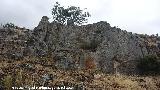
[0,0,159,35]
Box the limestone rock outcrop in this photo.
[0,16,160,74]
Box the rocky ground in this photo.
[0,57,160,90]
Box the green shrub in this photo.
[80,39,100,52]
[52,2,90,25]
[3,23,19,29]
[137,55,160,75]
[3,75,13,90]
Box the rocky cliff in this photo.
[0,16,160,74]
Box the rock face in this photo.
[0,28,31,60]
[0,16,160,74]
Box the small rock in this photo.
[0,69,4,76]
[94,74,101,79]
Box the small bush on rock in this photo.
[137,55,160,75]
[80,39,100,52]
[2,23,22,29]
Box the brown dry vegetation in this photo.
[0,57,160,90]
[84,55,96,70]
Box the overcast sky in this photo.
[0,0,159,35]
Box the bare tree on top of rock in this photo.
[52,2,91,25]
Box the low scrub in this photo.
[80,39,100,52]
[3,75,13,90]
[137,55,160,75]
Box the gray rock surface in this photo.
[0,16,160,74]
